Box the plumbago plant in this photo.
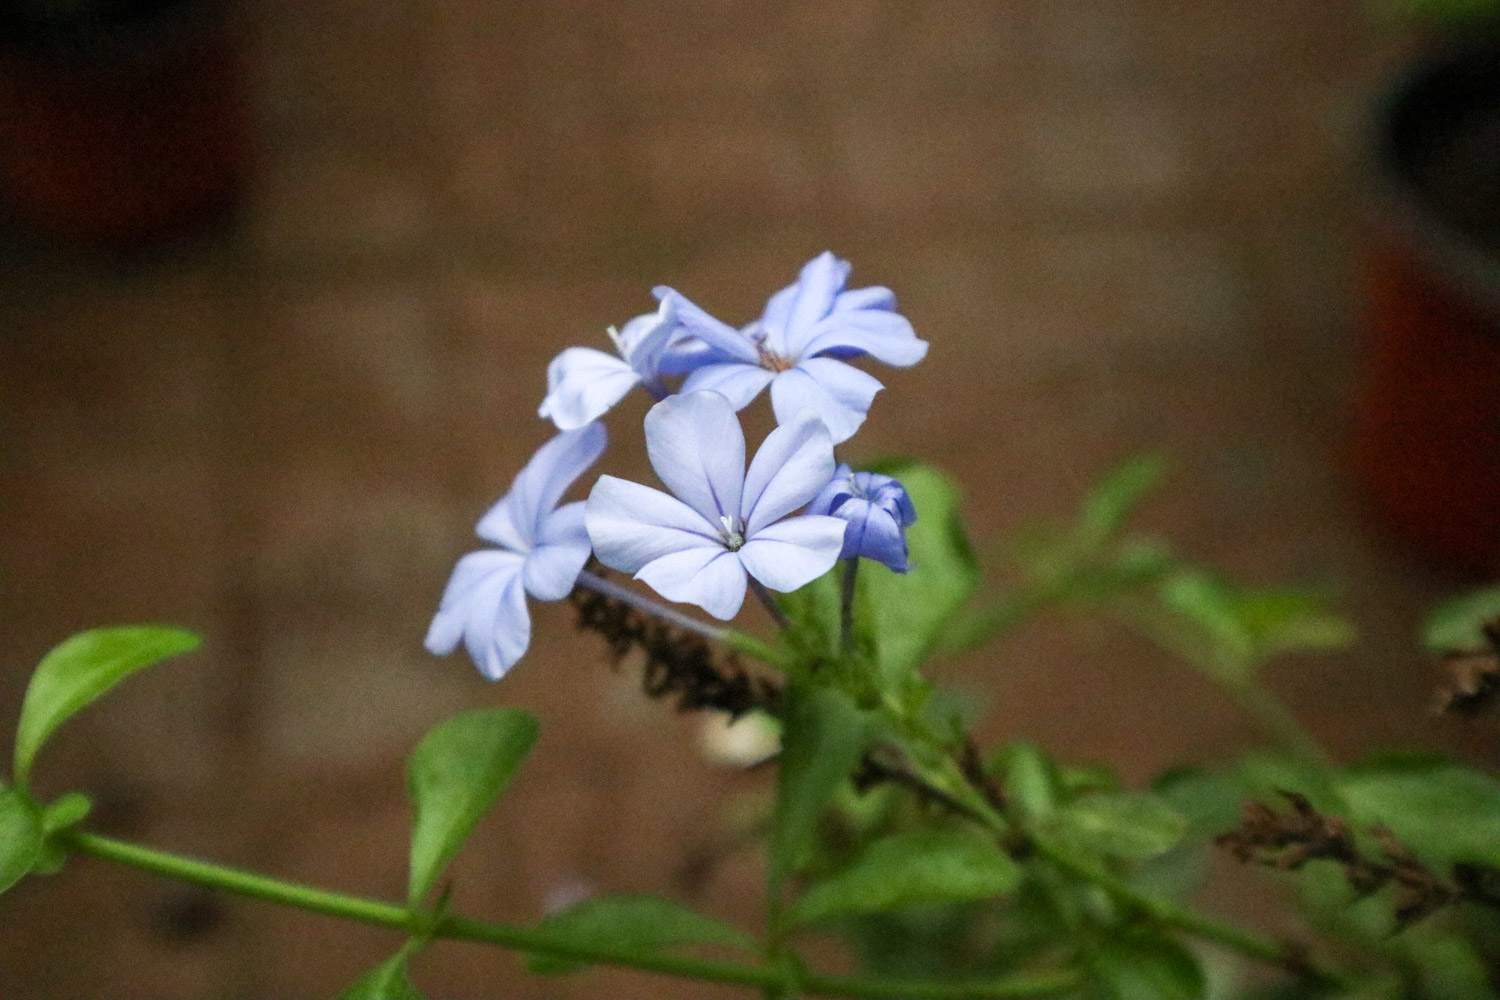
[7,254,1500,999]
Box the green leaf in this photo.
[770,684,872,896]
[1085,928,1205,1000]
[1155,571,1353,678]
[14,626,200,791]
[527,893,753,975]
[407,708,538,907]
[0,787,43,894]
[786,830,1021,927]
[990,742,1060,821]
[40,793,91,835]
[1076,454,1166,551]
[776,565,843,661]
[1233,590,1356,661]
[1153,767,1245,841]
[1424,585,1500,653]
[1338,757,1500,868]
[857,463,980,686]
[1050,791,1187,861]
[340,948,423,1000]
[1157,570,1253,672]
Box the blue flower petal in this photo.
[538,347,642,431]
[738,515,845,592]
[644,392,746,524]
[425,549,531,681]
[477,423,607,550]
[653,288,759,363]
[797,308,928,368]
[784,252,852,338]
[842,502,909,572]
[523,502,592,600]
[741,410,836,536]
[636,547,749,620]
[680,362,776,410]
[586,475,719,574]
[769,359,883,445]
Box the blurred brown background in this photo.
[0,1,1481,996]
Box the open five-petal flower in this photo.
[584,391,846,619]
[426,423,606,679]
[654,252,928,444]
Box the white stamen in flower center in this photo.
[605,324,625,353]
[718,514,746,551]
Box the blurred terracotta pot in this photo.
[1354,34,1500,576]
[0,0,248,245]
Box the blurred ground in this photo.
[0,2,1486,997]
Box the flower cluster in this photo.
[427,253,927,679]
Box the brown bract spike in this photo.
[569,582,781,718]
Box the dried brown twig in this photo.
[1215,791,1483,928]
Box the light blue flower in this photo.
[584,391,846,620]
[426,423,607,679]
[808,465,918,572]
[654,252,928,444]
[538,297,711,431]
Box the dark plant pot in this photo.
[0,0,248,246]
[1353,32,1500,576]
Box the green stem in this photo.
[58,829,1078,1000]
[1222,677,1336,773]
[906,745,1347,987]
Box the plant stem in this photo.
[749,578,791,630]
[577,569,726,643]
[1222,676,1337,773]
[839,558,858,654]
[57,829,1078,1000]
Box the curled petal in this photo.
[477,423,607,550]
[652,289,759,363]
[840,502,909,571]
[538,347,641,431]
[737,515,846,592]
[616,297,680,375]
[523,502,591,600]
[679,362,776,410]
[769,359,883,445]
[741,410,836,536]
[806,463,856,517]
[797,308,928,368]
[636,547,749,620]
[586,475,718,575]
[644,392,746,524]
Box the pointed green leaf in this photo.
[14,626,199,791]
[407,708,538,907]
[770,685,872,895]
[1233,590,1356,660]
[990,742,1060,821]
[1075,454,1166,551]
[856,463,980,685]
[1157,570,1254,674]
[0,787,43,894]
[340,948,423,1000]
[1424,585,1500,653]
[1086,929,1205,1000]
[1338,757,1500,868]
[527,893,754,975]
[786,830,1020,927]
[40,793,91,835]
[1050,791,1187,861]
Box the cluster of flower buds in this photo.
[427,253,928,680]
